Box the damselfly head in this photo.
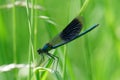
[37,49,44,54]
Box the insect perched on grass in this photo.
[37,16,99,68]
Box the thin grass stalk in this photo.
[26,0,34,80]
[79,0,89,15]
[30,0,35,61]
[63,45,67,80]
[33,0,37,61]
[34,0,39,79]
[12,0,17,79]
[12,0,16,64]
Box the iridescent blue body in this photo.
[37,17,99,63]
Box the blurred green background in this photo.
[0,0,120,80]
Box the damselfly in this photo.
[37,16,99,67]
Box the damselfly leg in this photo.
[46,53,59,71]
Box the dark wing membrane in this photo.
[49,18,83,49]
[60,18,82,41]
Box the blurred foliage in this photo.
[0,0,120,80]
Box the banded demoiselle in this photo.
[37,16,99,65]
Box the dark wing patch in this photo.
[60,18,82,41]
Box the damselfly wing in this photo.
[48,18,82,49]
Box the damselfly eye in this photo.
[37,49,43,54]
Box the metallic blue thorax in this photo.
[42,43,53,52]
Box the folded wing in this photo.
[49,17,83,49]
